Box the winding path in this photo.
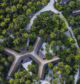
[26,0,58,30]
[25,0,80,83]
[1,0,80,83]
[0,0,79,49]
[26,0,79,48]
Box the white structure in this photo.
[22,59,32,71]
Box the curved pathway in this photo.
[25,0,79,48]
[26,0,58,30]
[25,0,80,83]
[0,0,79,49]
[59,13,79,48]
[1,0,80,83]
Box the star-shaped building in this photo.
[4,37,60,79]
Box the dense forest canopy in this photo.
[55,0,80,46]
[0,0,80,84]
[0,0,49,83]
[55,0,80,83]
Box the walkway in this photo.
[1,0,79,48]
[2,0,80,82]
[25,0,79,48]
[4,37,60,79]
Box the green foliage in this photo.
[31,11,80,83]
[46,52,53,59]
[9,69,39,84]
[77,78,80,84]
[28,64,36,73]
[53,62,74,84]
[54,2,63,11]
[48,63,53,69]
[0,0,49,50]
[31,12,67,41]
[0,0,80,83]
[0,0,49,83]
[54,0,80,47]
